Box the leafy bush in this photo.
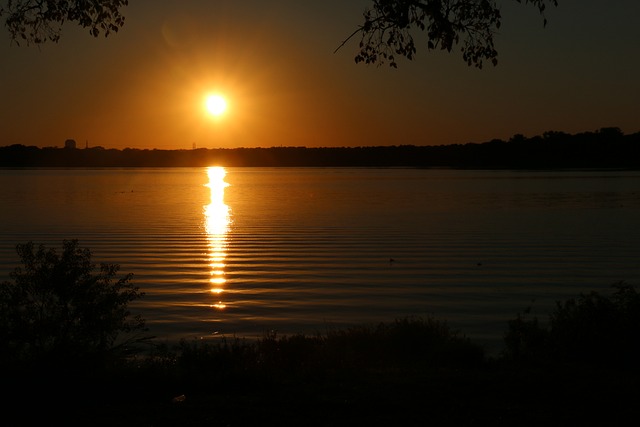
[0,240,149,368]
[504,282,640,366]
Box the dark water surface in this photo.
[2,167,640,353]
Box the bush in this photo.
[0,240,149,368]
[503,282,640,366]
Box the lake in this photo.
[1,167,640,354]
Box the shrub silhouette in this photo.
[145,315,485,395]
[0,239,149,368]
[504,282,640,366]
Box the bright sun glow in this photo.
[205,94,228,116]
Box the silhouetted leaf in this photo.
[338,0,557,68]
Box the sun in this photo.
[205,94,228,116]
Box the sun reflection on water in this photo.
[204,166,231,310]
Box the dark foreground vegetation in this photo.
[2,241,640,426]
[2,127,640,169]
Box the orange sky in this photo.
[1,1,639,150]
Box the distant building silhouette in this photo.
[64,139,77,149]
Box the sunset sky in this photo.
[1,0,638,150]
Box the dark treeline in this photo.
[2,127,640,168]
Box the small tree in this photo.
[0,239,148,367]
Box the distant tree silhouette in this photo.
[2,128,640,168]
[0,0,128,45]
[0,239,148,367]
[337,0,558,68]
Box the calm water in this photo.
[2,167,640,353]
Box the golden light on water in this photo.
[204,166,231,310]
